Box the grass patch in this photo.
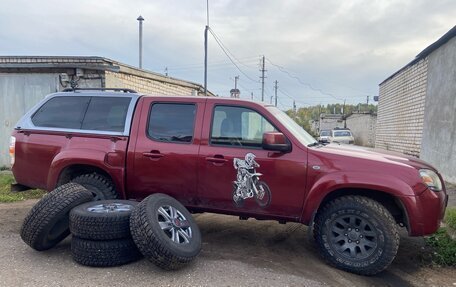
[445,208,456,230]
[425,228,456,266]
[0,174,45,203]
[425,209,456,267]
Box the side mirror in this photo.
[262,132,291,153]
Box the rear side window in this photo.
[32,96,89,129]
[32,96,131,132]
[82,97,131,132]
[147,103,196,143]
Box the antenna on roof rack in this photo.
[62,88,138,93]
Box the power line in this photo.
[266,57,344,101]
[208,28,259,83]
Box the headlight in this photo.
[419,169,442,191]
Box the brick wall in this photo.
[346,113,377,147]
[375,59,428,156]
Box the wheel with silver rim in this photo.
[157,205,193,244]
[130,193,202,270]
[313,196,400,275]
[70,200,138,240]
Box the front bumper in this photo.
[400,188,448,236]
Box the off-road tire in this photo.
[71,236,141,267]
[72,173,117,200]
[130,193,202,270]
[20,183,93,251]
[313,195,399,275]
[70,200,138,240]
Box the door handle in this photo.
[205,155,228,164]
[143,150,164,159]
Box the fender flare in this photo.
[46,149,122,193]
[300,171,415,225]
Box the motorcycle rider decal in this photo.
[232,153,271,208]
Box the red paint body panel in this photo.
[11,95,448,237]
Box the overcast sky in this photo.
[1,0,455,109]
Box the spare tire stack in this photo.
[21,183,202,270]
[69,200,142,267]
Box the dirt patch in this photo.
[1,200,455,286]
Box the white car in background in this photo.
[318,130,331,142]
[329,128,355,144]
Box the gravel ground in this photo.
[1,199,456,287]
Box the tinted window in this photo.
[82,97,130,132]
[147,103,196,143]
[32,96,89,129]
[211,106,276,148]
[320,131,330,136]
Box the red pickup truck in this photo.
[10,88,448,275]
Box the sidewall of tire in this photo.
[314,196,399,275]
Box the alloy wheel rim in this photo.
[157,205,192,244]
[87,203,133,213]
[329,214,378,260]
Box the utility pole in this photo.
[293,100,296,113]
[204,0,209,96]
[343,99,347,128]
[260,55,266,102]
[251,92,253,100]
[234,76,239,89]
[366,95,370,112]
[164,67,168,77]
[137,16,144,69]
[274,80,278,107]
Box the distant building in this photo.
[345,112,377,147]
[0,56,214,167]
[319,113,344,133]
[376,26,456,183]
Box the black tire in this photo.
[313,196,400,275]
[232,183,245,207]
[254,181,271,208]
[72,173,117,200]
[70,200,138,240]
[130,193,202,270]
[71,236,142,267]
[20,183,93,251]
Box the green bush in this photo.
[445,208,456,230]
[425,228,456,266]
[0,174,45,203]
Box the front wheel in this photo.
[313,196,399,275]
[254,181,271,208]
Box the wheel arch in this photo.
[307,188,409,232]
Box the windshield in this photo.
[320,131,330,136]
[267,107,316,146]
[333,130,352,137]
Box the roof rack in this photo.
[62,88,138,93]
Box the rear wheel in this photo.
[72,173,117,200]
[313,196,399,275]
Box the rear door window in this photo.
[82,97,131,132]
[31,96,89,129]
[147,103,196,143]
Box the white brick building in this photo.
[376,26,456,183]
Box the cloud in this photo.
[0,0,455,108]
